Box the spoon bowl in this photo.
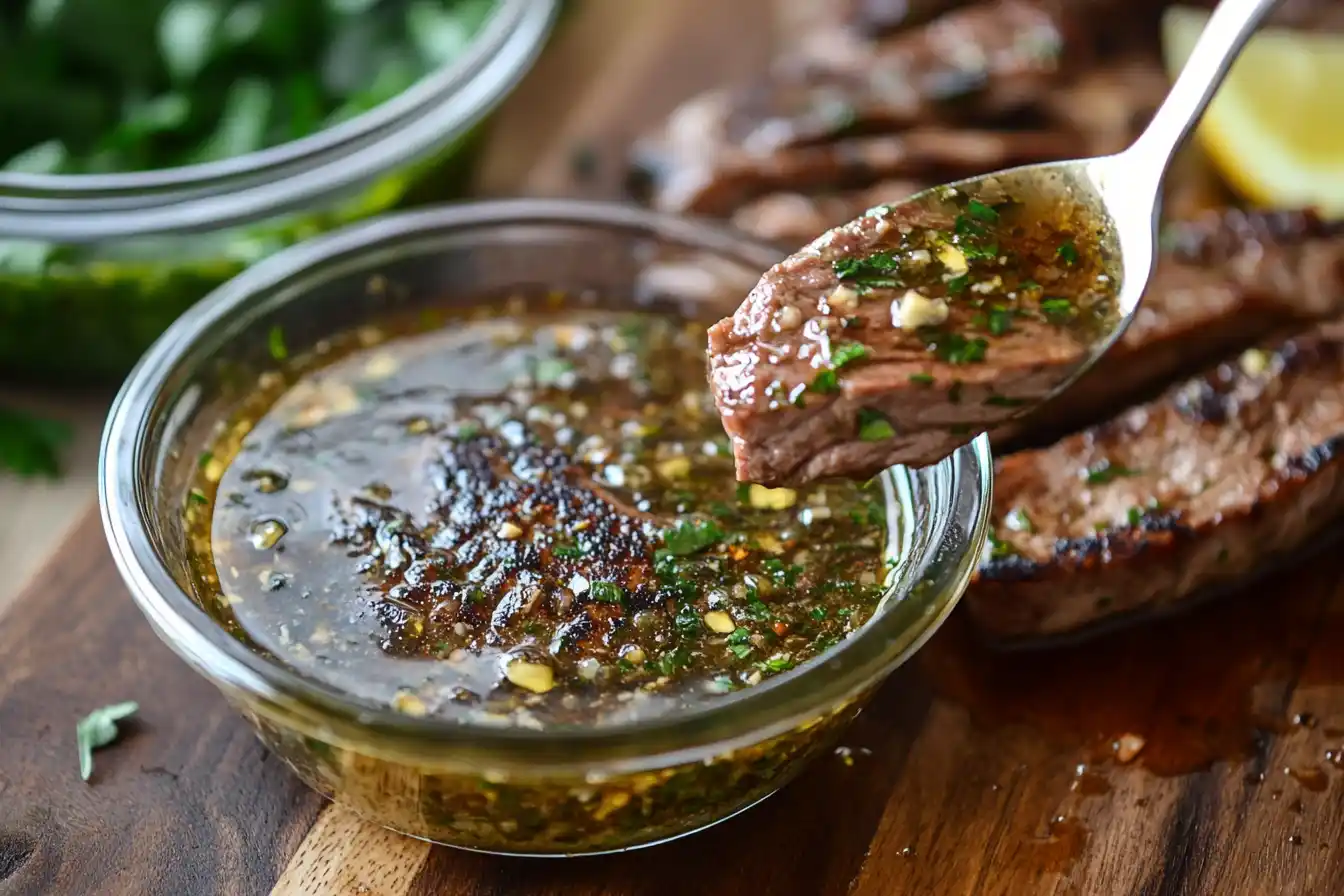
[706,0,1283,486]
[889,0,1282,422]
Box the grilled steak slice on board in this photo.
[631,1,1075,213]
[970,322,1344,642]
[642,128,1081,218]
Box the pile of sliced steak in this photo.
[630,0,1344,642]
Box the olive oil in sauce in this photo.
[188,301,902,727]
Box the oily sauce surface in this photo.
[192,301,899,727]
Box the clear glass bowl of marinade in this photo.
[99,199,993,856]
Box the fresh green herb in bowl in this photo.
[0,0,559,383]
[1,0,499,176]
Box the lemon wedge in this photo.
[1162,6,1344,216]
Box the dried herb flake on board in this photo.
[76,701,139,781]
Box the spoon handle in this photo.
[1127,0,1282,182]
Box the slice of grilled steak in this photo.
[647,128,1081,217]
[709,192,1117,486]
[994,209,1344,448]
[1039,55,1167,156]
[731,180,929,246]
[631,1,1073,212]
[970,322,1344,642]
[784,0,1073,90]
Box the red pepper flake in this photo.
[772,621,790,637]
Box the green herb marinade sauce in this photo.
[185,294,900,728]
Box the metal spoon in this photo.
[710,0,1285,486]
[929,0,1282,411]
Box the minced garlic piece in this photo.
[775,304,803,330]
[748,484,798,510]
[363,352,400,379]
[656,456,692,480]
[827,285,860,313]
[703,611,736,634]
[937,244,968,274]
[1114,733,1146,764]
[497,521,525,540]
[892,290,949,329]
[392,690,428,717]
[505,659,555,694]
[1240,348,1270,377]
[970,275,1004,295]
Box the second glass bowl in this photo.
[0,0,559,383]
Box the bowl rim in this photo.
[99,198,993,765]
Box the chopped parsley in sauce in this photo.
[796,180,1118,393]
[186,300,899,728]
[1084,459,1141,485]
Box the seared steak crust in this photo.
[969,323,1344,641]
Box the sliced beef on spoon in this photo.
[708,183,1119,486]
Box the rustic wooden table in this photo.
[4,3,1344,894]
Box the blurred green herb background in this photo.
[0,0,506,473]
[0,0,497,176]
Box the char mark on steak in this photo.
[969,321,1344,643]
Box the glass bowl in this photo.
[99,199,993,856]
[0,0,558,384]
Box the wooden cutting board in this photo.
[4,2,1344,894]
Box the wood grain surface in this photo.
[5,2,1344,895]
